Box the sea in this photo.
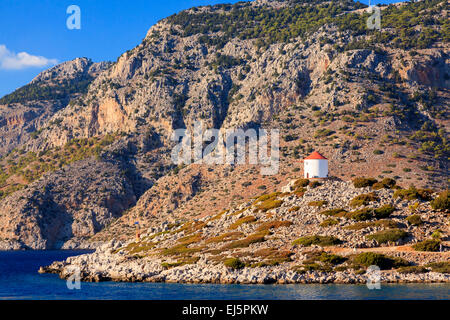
[0,250,448,300]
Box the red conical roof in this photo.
[304,151,327,160]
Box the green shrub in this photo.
[397,266,429,274]
[372,182,384,190]
[308,200,328,207]
[412,239,440,252]
[293,187,306,197]
[353,252,409,270]
[381,178,396,188]
[425,262,450,273]
[224,258,245,270]
[406,214,423,226]
[309,180,321,188]
[288,206,300,212]
[222,231,268,249]
[430,190,449,211]
[318,252,347,265]
[293,179,309,188]
[303,251,347,266]
[229,216,257,230]
[366,229,409,244]
[431,230,442,239]
[253,192,283,212]
[292,235,342,247]
[349,208,374,221]
[319,208,347,216]
[374,204,395,218]
[320,218,339,227]
[373,178,396,190]
[352,177,378,188]
[345,219,398,230]
[350,192,379,207]
[394,186,433,201]
[373,149,384,155]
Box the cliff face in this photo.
[0,0,448,249]
[0,58,111,155]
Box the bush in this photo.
[254,192,283,212]
[430,190,449,211]
[353,177,378,188]
[397,266,429,274]
[366,229,409,244]
[381,178,396,188]
[222,231,268,249]
[224,258,245,270]
[353,252,409,270]
[406,214,423,226]
[373,178,396,190]
[256,220,292,232]
[318,252,347,265]
[293,179,309,188]
[319,208,347,216]
[309,180,321,188]
[293,187,306,197]
[345,219,398,230]
[394,186,433,201]
[373,149,384,155]
[229,216,257,230]
[349,208,374,221]
[308,200,328,207]
[374,204,395,218]
[350,192,378,207]
[303,251,347,265]
[320,218,339,227]
[255,199,283,212]
[426,262,450,273]
[431,230,442,239]
[412,239,440,252]
[292,235,342,247]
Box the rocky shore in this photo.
[39,179,449,285]
[39,240,449,284]
[0,239,104,251]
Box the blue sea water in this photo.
[0,250,448,300]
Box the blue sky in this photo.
[0,0,402,97]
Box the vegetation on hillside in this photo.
[0,78,93,105]
[165,0,448,50]
[0,134,116,199]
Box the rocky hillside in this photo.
[0,58,111,155]
[40,178,450,283]
[0,0,449,249]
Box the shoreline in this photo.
[38,244,450,285]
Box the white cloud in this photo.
[0,44,58,70]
